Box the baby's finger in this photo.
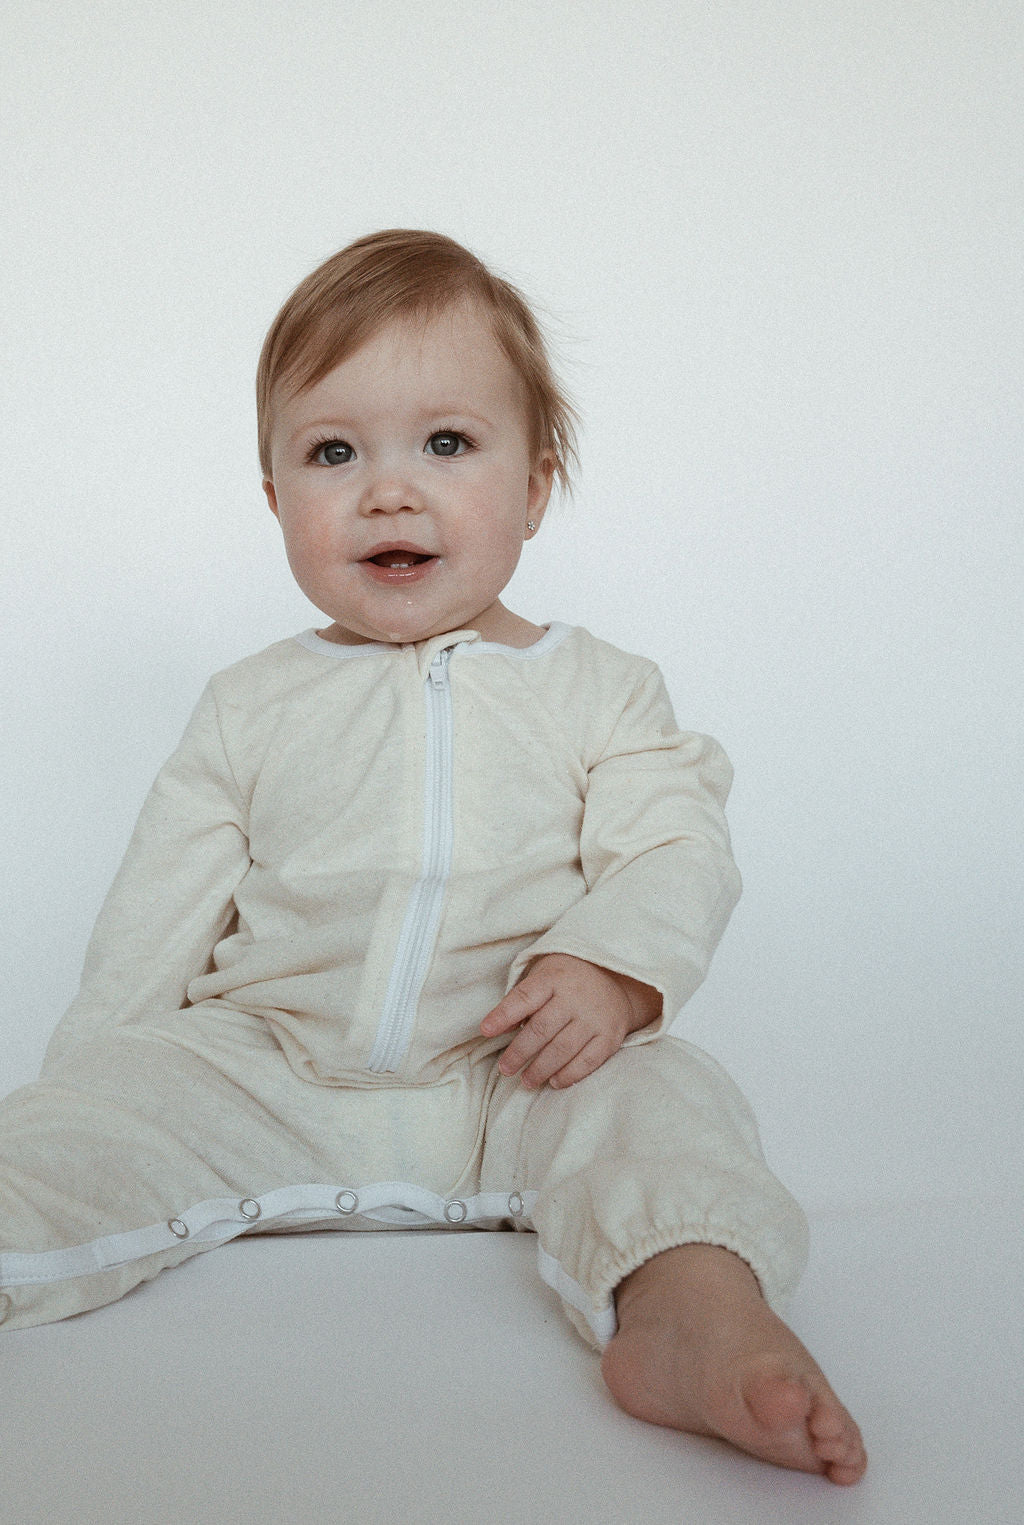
[480,975,550,1037]
[497,1005,570,1079]
[517,1022,591,1090]
[548,1035,613,1089]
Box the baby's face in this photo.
[264,301,553,645]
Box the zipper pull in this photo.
[429,649,450,688]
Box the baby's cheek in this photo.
[292,514,342,566]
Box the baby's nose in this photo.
[359,469,425,515]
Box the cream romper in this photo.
[0,623,808,1345]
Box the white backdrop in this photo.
[2,1,1021,1220]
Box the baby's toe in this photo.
[827,1455,868,1487]
[743,1370,812,1432]
[808,1405,844,1441]
[807,1392,867,1481]
[815,1433,853,1464]
[817,1424,866,1480]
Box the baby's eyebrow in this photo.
[287,408,494,446]
[422,406,493,427]
[288,418,354,444]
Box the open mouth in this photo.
[366,551,434,568]
[360,546,439,583]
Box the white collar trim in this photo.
[293,622,571,661]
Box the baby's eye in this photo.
[426,432,467,457]
[312,439,354,466]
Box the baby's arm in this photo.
[480,952,660,1089]
[491,660,741,1085]
[42,680,249,1073]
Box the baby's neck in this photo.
[469,602,547,648]
[317,602,548,650]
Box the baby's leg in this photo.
[0,1007,303,1329]
[480,1037,865,1484]
[0,1004,475,1332]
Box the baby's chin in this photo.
[315,589,517,646]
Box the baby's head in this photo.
[257,229,578,494]
[257,230,579,647]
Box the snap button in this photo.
[335,1190,359,1215]
[507,1192,524,1217]
[167,1218,190,1239]
[238,1199,262,1221]
[0,1293,12,1326]
[444,1199,468,1224]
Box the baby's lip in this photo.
[361,540,439,566]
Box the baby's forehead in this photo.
[327,297,503,368]
[285,300,528,411]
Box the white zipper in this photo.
[366,647,456,1072]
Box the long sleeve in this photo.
[506,665,742,1036]
[41,682,252,1074]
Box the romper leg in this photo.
[0,1004,494,1333]
[479,1035,809,1350]
[0,1012,297,1330]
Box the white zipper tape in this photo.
[367,647,456,1072]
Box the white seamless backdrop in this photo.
[2,0,1021,1223]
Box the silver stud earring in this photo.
[526,520,537,534]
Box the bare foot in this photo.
[600,1243,867,1485]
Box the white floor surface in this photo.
[0,1197,1019,1525]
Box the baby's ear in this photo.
[263,479,280,520]
[528,450,556,523]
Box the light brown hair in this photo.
[256,229,579,493]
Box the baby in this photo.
[0,230,865,1484]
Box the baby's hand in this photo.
[480,953,660,1090]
